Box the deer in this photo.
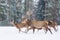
[25,20,52,34]
[10,19,30,33]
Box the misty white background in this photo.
[0,26,60,40]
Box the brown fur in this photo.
[10,20,30,33]
[26,20,52,34]
[48,20,58,31]
[10,18,55,34]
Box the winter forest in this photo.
[0,0,60,26]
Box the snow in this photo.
[0,26,60,40]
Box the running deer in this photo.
[26,20,52,34]
[10,19,30,33]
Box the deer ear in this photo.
[10,20,14,24]
[10,20,14,22]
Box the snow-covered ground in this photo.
[0,26,60,40]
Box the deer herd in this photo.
[10,18,58,34]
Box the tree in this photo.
[35,0,45,21]
[24,0,34,20]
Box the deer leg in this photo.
[18,28,21,33]
[24,26,30,33]
[48,28,52,34]
[45,26,52,34]
[30,25,36,34]
[45,27,48,34]
[26,26,35,34]
[46,27,52,34]
[24,26,33,33]
[53,26,57,32]
[32,27,35,34]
